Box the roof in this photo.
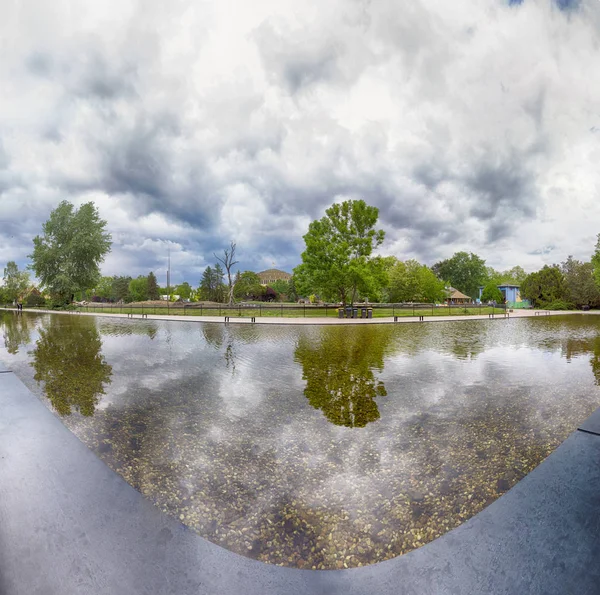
[478,284,521,289]
[257,269,292,282]
[449,288,471,300]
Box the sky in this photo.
[1,0,599,286]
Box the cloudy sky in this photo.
[1,0,599,286]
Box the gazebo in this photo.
[446,287,472,304]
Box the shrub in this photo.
[543,300,573,310]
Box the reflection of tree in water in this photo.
[30,317,112,416]
[443,322,487,360]
[294,326,394,427]
[1,311,33,354]
[97,320,158,339]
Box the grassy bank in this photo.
[14,303,507,319]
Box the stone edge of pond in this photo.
[1,368,600,595]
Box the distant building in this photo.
[478,284,530,309]
[257,269,292,286]
[446,287,472,304]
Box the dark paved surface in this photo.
[1,368,600,595]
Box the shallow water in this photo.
[2,311,600,569]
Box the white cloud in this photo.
[1,0,600,282]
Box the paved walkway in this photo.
[4,306,588,325]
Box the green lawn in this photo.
[49,304,506,319]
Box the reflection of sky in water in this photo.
[2,312,600,569]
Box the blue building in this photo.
[478,284,530,309]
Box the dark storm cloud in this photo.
[252,21,343,94]
[467,154,536,219]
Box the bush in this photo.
[542,300,573,310]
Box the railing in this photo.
[5,302,508,319]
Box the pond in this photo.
[1,311,600,569]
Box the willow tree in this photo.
[294,199,385,305]
[29,201,111,304]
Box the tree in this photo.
[480,282,504,303]
[215,242,238,306]
[486,265,527,286]
[147,272,159,300]
[199,266,226,302]
[128,276,149,302]
[112,276,132,302]
[432,252,488,299]
[175,282,192,300]
[521,265,567,307]
[592,233,600,289]
[2,261,30,303]
[269,279,289,299]
[561,256,600,308]
[29,201,111,304]
[387,259,446,303]
[234,271,264,300]
[93,276,114,301]
[294,199,385,305]
[287,276,298,302]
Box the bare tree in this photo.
[214,241,239,306]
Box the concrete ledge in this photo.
[1,369,600,594]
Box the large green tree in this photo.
[112,275,132,302]
[29,201,111,304]
[480,282,504,303]
[486,265,528,286]
[387,259,446,303]
[2,261,30,303]
[521,265,567,307]
[198,265,225,302]
[128,276,149,302]
[175,281,193,300]
[561,256,600,308]
[432,252,488,299]
[234,271,264,300]
[294,199,385,305]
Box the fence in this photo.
[4,302,508,319]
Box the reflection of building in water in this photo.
[294,326,393,427]
[1,311,33,354]
[31,316,112,416]
[97,320,158,339]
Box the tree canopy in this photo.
[29,201,111,304]
[521,265,567,307]
[294,199,385,304]
[561,256,600,308]
[480,282,504,303]
[432,252,487,299]
[2,261,30,303]
[386,259,446,303]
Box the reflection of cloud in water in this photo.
[3,314,600,569]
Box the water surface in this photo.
[1,311,599,569]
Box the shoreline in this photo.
[2,306,592,326]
